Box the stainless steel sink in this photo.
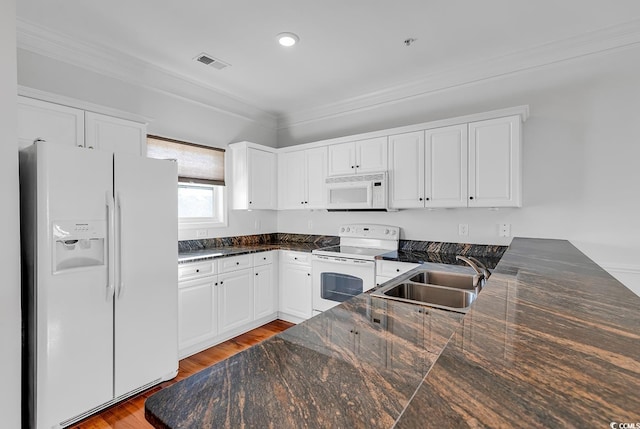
[408,270,484,291]
[373,282,476,312]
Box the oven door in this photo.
[312,255,375,312]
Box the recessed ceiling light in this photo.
[277,32,299,47]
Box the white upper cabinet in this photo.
[425,124,468,208]
[278,150,306,209]
[468,116,522,207]
[18,96,85,150]
[230,142,277,210]
[389,131,425,209]
[278,146,327,210]
[327,137,387,176]
[305,146,328,208]
[249,148,277,209]
[355,137,388,174]
[327,142,355,176]
[18,96,147,156]
[85,112,146,156]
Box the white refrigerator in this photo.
[20,142,178,428]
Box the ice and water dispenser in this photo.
[52,220,106,273]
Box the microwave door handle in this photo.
[366,182,373,207]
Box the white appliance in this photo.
[325,172,388,210]
[312,224,399,313]
[20,142,178,429]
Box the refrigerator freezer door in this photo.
[32,143,114,427]
[113,153,178,397]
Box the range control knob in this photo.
[346,227,351,232]
[384,229,390,234]
[391,230,397,235]
[340,227,345,233]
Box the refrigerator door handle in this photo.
[116,193,124,299]
[106,191,116,299]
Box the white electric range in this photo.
[311,224,400,313]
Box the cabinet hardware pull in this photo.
[351,166,355,168]
[34,138,46,144]
[88,146,94,149]
[356,165,360,168]
[255,273,258,276]
[220,281,224,284]
[469,196,474,200]
[419,197,423,201]
[196,269,200,272]
[426,197,430,201]
[396,269,400,272]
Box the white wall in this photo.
[17,49,279,239]
[277,46,640,296]
[1,0,22,427]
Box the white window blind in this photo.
[147,135,225,185]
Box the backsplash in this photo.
[178,233,339,252]
[399,240,507,258]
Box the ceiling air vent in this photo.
[194,53,230,70]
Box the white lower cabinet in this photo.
[178,277,218,351]
[177,251,278,359]
[218,269,254,335]
[279,251,313,323]
[254,264,277,320]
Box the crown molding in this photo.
[16,19,278,130]
[277,18,640,130]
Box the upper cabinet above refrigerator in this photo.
[18,95,147,156]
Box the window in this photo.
[147,135,227,228]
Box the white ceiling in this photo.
[16,0,640,119]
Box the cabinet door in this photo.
[248,148,277,209]
[388,131,425,208]
[356,137,387,173]
[218,269,254,334]
[279,263,312,320]
[178,277,217,351]
[305,146,327,208]
[18,96,84,150]
[468,116,521,207]
[254,264,276,319]
[278,151,306,209]
[425,125,468,208]
[327,142,356,176]
[85,112,146,156]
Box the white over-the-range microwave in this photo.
[325,172,389,210]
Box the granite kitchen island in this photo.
[146,238,640,428]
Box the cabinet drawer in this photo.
[220,254,253,273]
[178,260,217,281]
[376,260,420,278]
[280,250,310,266]
[253,251,274,266]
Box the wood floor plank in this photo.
[71,320,294,428]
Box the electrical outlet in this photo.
[458,224,469,236]
[499,223,511,237]
[254,220,261,230]
[308,220,313,230]
[196,229,207,238]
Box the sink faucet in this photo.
[456,255,491,280]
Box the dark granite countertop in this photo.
[178,242,326,264]
[152,238,640,428]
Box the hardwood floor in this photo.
[71,320,294,428]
